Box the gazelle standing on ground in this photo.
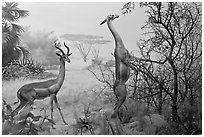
[100,14,133,124]
[11,42,72,125]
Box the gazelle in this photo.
[11,42,72,125]
[100,14,132,124]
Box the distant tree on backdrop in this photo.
[61,34,111,62]
[2,2,29,67]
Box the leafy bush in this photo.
[18,57,45,74]
[2,58,53,80]
[179,102,202,133]
[72,105,94,135]
[2,100,55,135]
[72,104,118,135]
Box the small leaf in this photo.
[6,105,12,115]
[40,123,51,133]
[29,123,39,135]
[2,120,13,135]
[33,116,42,122]
[10,121,27,135]
[27,112,34,119]
[32,123,41,131]
[2,111,6,122]
[46,118,56,125]
[42,121,55,128]
[20,128,29,135]
[3,100,7,106]
[29,129,38,135]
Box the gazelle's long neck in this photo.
[107,21,125,48]
[56,57,65,88]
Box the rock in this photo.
[125,114,167,135]
[142,114,167,134]
[88,107,168,135]
[144,114,167,127]
[123,121,145,135]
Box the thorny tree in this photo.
[122,2,202,133]
[74,42,92,62]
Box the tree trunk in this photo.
[157,88,163,115]
[169,59,180,122]
[172,69,178,122]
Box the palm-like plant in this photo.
[2,2,29,67]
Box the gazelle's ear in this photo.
[68,53,72,56]
[100,19,107,25]
[56,52,61,56]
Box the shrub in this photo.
[2,58,48,80]
[119,98,150,124]
[2,100,54,135]
[72,105,94,135]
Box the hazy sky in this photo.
[18,2,147,51]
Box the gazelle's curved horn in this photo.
[64,42,70,54]
[55,43,65,55]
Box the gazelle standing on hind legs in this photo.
[100,14,137,124]
[11,42,72,125]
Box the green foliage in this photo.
[121,98,151,124]
[72,105,94,135]
[121,2,202,134]
[2,100,55,135]
[72,104,119,135]
[178,101,202,134]
[121,2,135,15]
[2,58,47,80]
[2,2,29,67]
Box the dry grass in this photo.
[3,67,155,135]
[2,78,39,103]
[2,69,112,134]
[2,68,158,135]
[2,69,101,103]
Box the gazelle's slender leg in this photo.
[53,95,68,125]
[50,95,54,121]
[81,128,83,135]
[112,82,127,125]
[50,95,56,128]
[114,98,126,125]
[11,100,27,116]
